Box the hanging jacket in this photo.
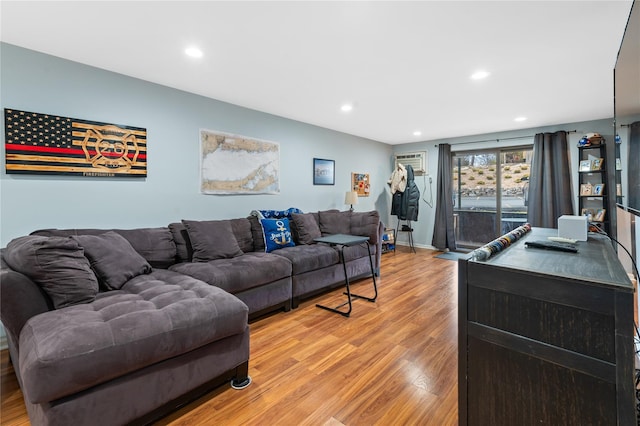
[399,165,419,221]
[391,191,403,216]
[388,164,407,194]
[390,163,407,217]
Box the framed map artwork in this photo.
[200,129,280,194]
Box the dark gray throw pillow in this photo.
[181,219,244,262]
[318,210,351,236]
[291,213,321,245]
[4,235,99,309]
[168,222,193,262]
[72,231,152,290]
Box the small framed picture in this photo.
[580,183,593,196]
[579,160,592,172]
[593,183,605,196]
[591,158,604,171]
[616,158,622,171]
[581,208,595,221]
[313,158,335,185]
[593,209,606,222]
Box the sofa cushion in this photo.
[18,269,249,404]
[182,220,244,262]
[31,227,177,269]
[270,244,339,275]
[350,210,380,244]
[169,252,291,294]
[291,213,321,245]
[71,232,152,291]
[3,235,99,309]
[318,210,351,235]
[260,218,295,252]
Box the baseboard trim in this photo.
[394,241,436,250]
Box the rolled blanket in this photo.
[470,223,532,261]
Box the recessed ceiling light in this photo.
[413,131,422,137]
[514,116,527,122]
[185,47,203,58]
[471,70,490,80]
[341,104,353,112]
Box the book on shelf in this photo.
[579,160,592,172]
[580,183,593,196]
[592,183,605,196]
[591,158,604,171]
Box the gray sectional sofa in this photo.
[0,209,382,425]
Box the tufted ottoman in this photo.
[16,269,250,425]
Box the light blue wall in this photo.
[392,118,617,249]
[0,43,394,246]
[0,44,630,256]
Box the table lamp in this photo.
[345,191,358,212]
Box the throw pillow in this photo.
[290,213,321,245]
[260,218,295,252]
[181,219,244,262]
[31,228,176,269]
[248,215,266,252]
[168,222,193,262]
[318,210,351,236]
[3,235,99,309]
[72,231,152,290]
[229,218,254,253]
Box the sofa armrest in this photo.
[0,260,53,356]
[375,220,384,275]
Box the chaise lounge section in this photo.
[0,231,250,426]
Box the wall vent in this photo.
[394,151,427,176]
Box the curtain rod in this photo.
[442,129,578,147]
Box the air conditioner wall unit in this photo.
[394,151,427,176]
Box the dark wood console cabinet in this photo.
[458,228,635,425]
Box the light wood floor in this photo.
[0,247,459,425]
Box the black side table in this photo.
[313,234,378,317]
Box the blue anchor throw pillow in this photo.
[260,218,295,253]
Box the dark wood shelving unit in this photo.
[578,144,612,234]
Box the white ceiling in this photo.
[0,1,634,144]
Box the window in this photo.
[452,147,533,248]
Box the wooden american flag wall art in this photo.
[4,109,147,177]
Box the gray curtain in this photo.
[432,143,457,250]
[527,131,574,228]
[628,121,640,210]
